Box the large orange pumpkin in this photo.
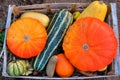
[63,17,118,71]
[7,18,47,58]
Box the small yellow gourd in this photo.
[21,12,50,27]
[73,11,81,20]
[77,1,107,21]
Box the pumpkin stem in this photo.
[83,44,89,51]
[24,35,30,42]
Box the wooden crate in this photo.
[0,2,120,79]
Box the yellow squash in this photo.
[77,1,107,21]
[21,12,50,27]
[73,11,81,20]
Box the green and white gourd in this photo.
[7,60,27,76]
[34,9,73,71]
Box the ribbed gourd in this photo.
[34,9,73,71]
[6,18,47,58]
[7,60,27,76]
[63,17,117,71]
[77,1,107,21]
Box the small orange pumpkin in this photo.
[55,53,74,77]
[7,18,47,58]
[63,17,118,71]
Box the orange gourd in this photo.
[55,53,74,77]
[7,18,47,58]
[63,17,118,72]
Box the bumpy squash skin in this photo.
[77,1,107,21]
[7,60,27,76]
[34,9,73,71]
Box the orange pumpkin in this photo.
[63,17,118,71]
[55,53,74,77]
[7,18,47,58]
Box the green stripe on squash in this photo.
[34,9,73,71]
[16,61,24,74]
[7,60,27,76]
[13,63,19,76]
[7,63,14,76]
[15,62,21,76]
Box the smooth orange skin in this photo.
[63,17,118,71]
[7,18,47,58]
[55,53,74,77]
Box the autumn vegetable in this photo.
[46,55,58,77]
[21,11,50,27]
[63,17,117,72]
[22,60,33,76]
[7,60,27,76]
[34,9,73,71]
[7,18,47,58]
[77,1,107,21]
[55,54,74,77]
[73,11,80,20]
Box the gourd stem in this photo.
[12,57,16,63]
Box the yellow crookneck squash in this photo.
[77,1,107,21]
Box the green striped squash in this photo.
[34,9,73,71]
[7,60,27,76]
